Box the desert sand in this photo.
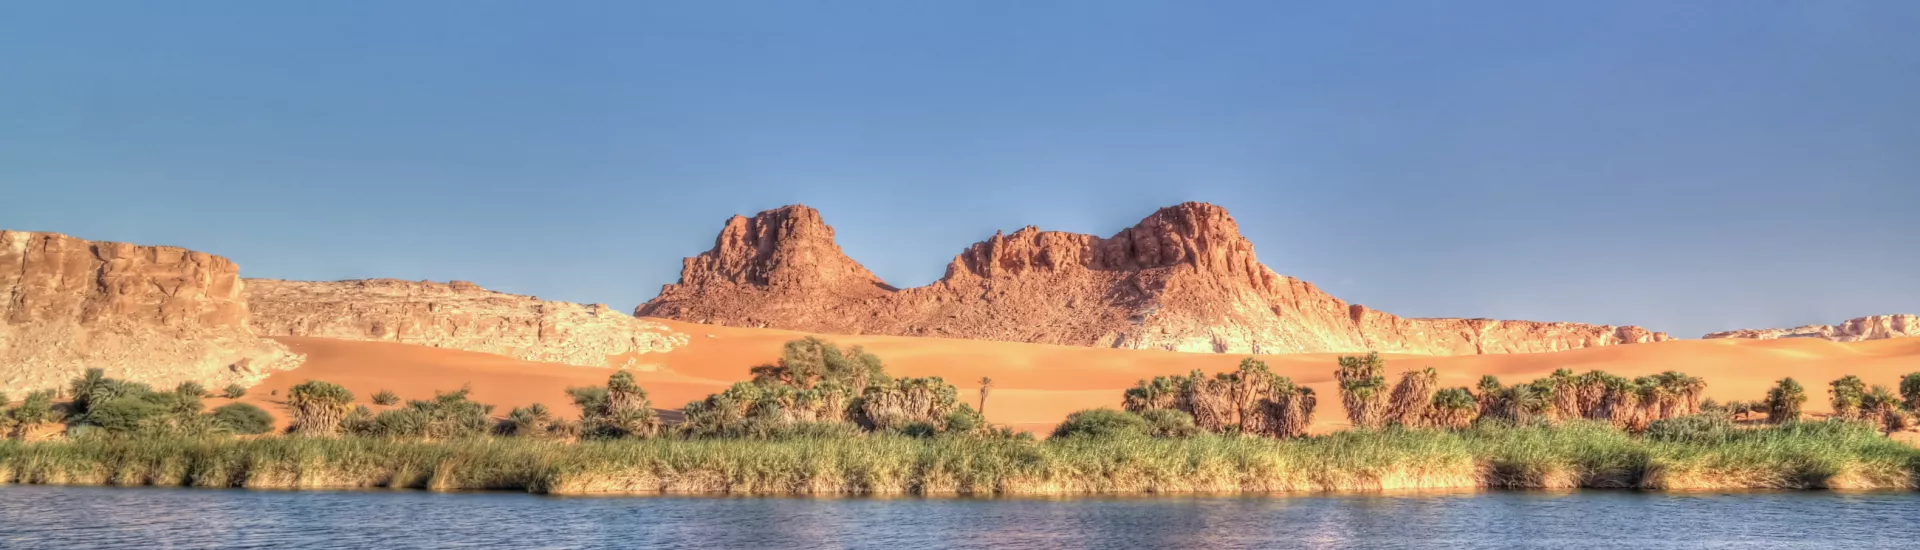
[236,319,1920,435]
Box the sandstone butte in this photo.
[1,231,688,393]
[0,230,302,394]
[637,202,1675,355]
[1703,314,1919,342]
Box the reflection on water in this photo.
[0,486,1915,549]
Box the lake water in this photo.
[1,486,1915,549]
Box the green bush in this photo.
[222,384,247,399]
[1139,408,1202,438]
[82,397,169,434]
[210,403,275,435]
[1050,408,1149,440]
[372,390,400,406]
[175,382,208,399]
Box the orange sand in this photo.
[247,319,1920,434]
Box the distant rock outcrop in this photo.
[0,230,301,393]
[638,203,1671,355]
[1703,314,1918,342]
[246,278,687,369]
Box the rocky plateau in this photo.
[1702,314,1918,342]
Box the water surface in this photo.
[1,486,1914,549]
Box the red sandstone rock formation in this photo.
[246,278,687,368]
[638,203,1672,355]
[0,230,300,393]
[1703,314,1917,342]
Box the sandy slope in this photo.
[246,319,1920,434]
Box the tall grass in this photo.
[4,420,1912,495]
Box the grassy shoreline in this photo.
[4,421,1913,496]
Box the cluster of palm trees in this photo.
[1122,358,1317,438]
[1739,374,1920,434]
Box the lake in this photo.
[1,486,1915,548]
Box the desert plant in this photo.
[373,390,400,406]
[855,376,963,432]
[1428,387,1478,430]
[222,383,247,399]
[1475,375,1503,417]
[210,403,275,435]
[1574,370,1612,418]
[66,368,109,415]
[1829,375,1868,420]
[286,380,355,436]
[1384,368,1439,428]
[1050,408,1149,439]
[1545,369,1581,419]
[174,381,208,399]
[1765,378,1807,424]
[1138,408,1202,438]
[748,337,890,391]
[571,371,660,439]
[1900,372,1920,411]
[1861,385,1907,435]
[498,403,558,437]
[1259,381,1317,439]
[1489,383,1556,426]
[1335,352,1389,429]
[1122,374,1190,413]
[5,390,61,439]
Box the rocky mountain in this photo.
[1702,314,1918,342]
[246,278,688,369]
[1,230,301,393]
[638,203,1671,355]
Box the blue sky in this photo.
[3,2,1915,338]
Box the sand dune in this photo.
[246,319,1920,434]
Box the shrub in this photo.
[1765,378,1807,424]
[286,380,355,436]
[222,384,248,399]
[1050,408,1149,440]
[854,376,962,431]
[1139,408,1202,438]
[82,397,169,434]
[175,382,208,399]
[5,390,62,439]
[498,403,558,437]
[571,371,660,439]
[395,386,494,438]
[1335,352,1389,429]
[67,368,109,414]
[210,403,275,435]
[372,390,400,406]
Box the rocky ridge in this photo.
[638,203,1672,355]
[1,230,302,394]
[246,278,689,369]
[1702,314,1918,342]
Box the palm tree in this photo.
[1428,387,1478,430]
[1335,352,1389,429]
[1546,369,1580,419]
[1475,375,1503,418]
[1765,378,1807,424]
[1899,372,1920,412]
[1829,375,1868,420]
[1861,385,1906,435]
[286,380,355,436]
[1385,368,1438,428]
[978,377,993,417]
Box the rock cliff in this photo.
[1,230,301,393]
[1703,314,1918,342]
[246,279,688,368]
[638,203,1672,355]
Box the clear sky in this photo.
[3,2,1916,338]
